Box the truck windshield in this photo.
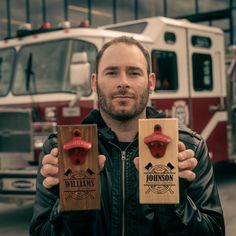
[12,39,97,95]
[0,48,15,96]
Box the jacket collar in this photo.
[81,109,116,141]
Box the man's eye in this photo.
[106,71,117,76]
[130,71,141,76]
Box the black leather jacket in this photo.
[30,107,225,236]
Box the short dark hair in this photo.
[95,36,150,76]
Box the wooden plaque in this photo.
[139,118,179,204]
[57,124,100,211]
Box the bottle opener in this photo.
[139,118,179,204]
[144,124,171,158]
[63,129,92,165]
[57,124,99,211]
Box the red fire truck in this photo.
[0,17,235,204]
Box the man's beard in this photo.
[97,84,150,121]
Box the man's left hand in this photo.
[133,141,197,182]
[177,141,197,181]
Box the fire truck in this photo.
[0,16,235,204]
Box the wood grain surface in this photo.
[58,124,100,211]
[139,118,179,204]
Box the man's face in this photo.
[92,43,155,121]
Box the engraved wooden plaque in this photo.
[139,118,179,204]
[57,124,100,211]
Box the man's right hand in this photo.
[40,148,59,189]
[40,148,106,189]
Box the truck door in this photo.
[226,48,236,161]
[187,28,227,162]
[150,25,191,128]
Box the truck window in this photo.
[152,50,178,91]
[105,22,147,34]
[164,32,176,44]
[191,36,212,48]
[0,48,15,96]
[12,39,97,95]
[192,53,213,91]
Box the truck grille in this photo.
[0,108,33,165]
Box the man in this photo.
[30,36,225,235]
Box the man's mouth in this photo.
[112,93,135,99]
[113,95,133,99]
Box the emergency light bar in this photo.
[16,21,71,38]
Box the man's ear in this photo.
[91,73,97,93]
[149,73,156,94]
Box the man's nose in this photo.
[118,72,129,88]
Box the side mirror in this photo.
[70,52,90,88]
[69,52,91,107]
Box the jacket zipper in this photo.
[121,150,126,236]
[108,141,133,236]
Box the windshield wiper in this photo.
[25,53,34,91]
